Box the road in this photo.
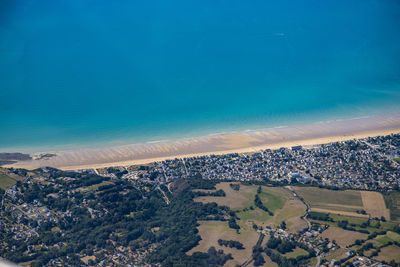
[157,186,170,205]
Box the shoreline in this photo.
[4,113,400,171]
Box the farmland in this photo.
[292,187,390,220]
[373,245,400,262]
[191,182,307,266]
[320,226,367,247]
[0,173,17,190]
[187,220,260,266]
[384,191,400,222]
[194,182,307,231]
[191,183,400,266]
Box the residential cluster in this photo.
[106,134,400,191]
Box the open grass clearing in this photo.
[323,247,348,262]
[235,186,306,232]
[187,220,259,267]
[320,226,367,247]
[0,173,16,190]
[75,181,114,192]
[194,182,255,209]
[361,191,390,220]
[284,247,308,259]
[371,231,400,247]
[260,254,278,267]
[373,245,400,262]
[292,187,363,207]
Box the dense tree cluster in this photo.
[228,218,240,230]
[0,169,236,266]
[266,236,295,254]
[217,239,244,250]
[229,183,240,191]
[193,189,226,197]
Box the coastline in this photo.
[4,113,400,171]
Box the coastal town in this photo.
[105,133,400,191]
[0,133,400,266]
[2,0,400,266]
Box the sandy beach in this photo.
[4,113,400,170]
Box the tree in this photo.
[280,221,286,230]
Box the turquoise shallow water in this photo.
[1,0,400,151]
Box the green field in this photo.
[259,189,285,212]
[371,231,400,247]
[76,181,114,192]
[292,186,363,207]
[284,248,309,259]
[384,191,400,222]
[0,173,16,190]
[234,186,306,230]
[311,212,397,234]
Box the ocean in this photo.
[1,0,400,152]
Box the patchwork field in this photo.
[191,182,307,266]
[194,183,307,231]
[292,187,389,220]
[192,184,398,265]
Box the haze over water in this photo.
[1,0,400,151]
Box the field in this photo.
[194,182,307,231]
[373,245,400,262]
[323,247,348,262]
[361,191,390,220]
[284,247,308,259]
[319,226,367,247]
[0,173,17,190]
[191,182,307,266]
[187,220,259,266]
[193,182,255,209]
[75,181,114,192]
[370,231,400,247]
[292,187,389,220]
[384,191,400,222]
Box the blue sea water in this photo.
[1,0,400,151]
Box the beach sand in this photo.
[4,113,400,170]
